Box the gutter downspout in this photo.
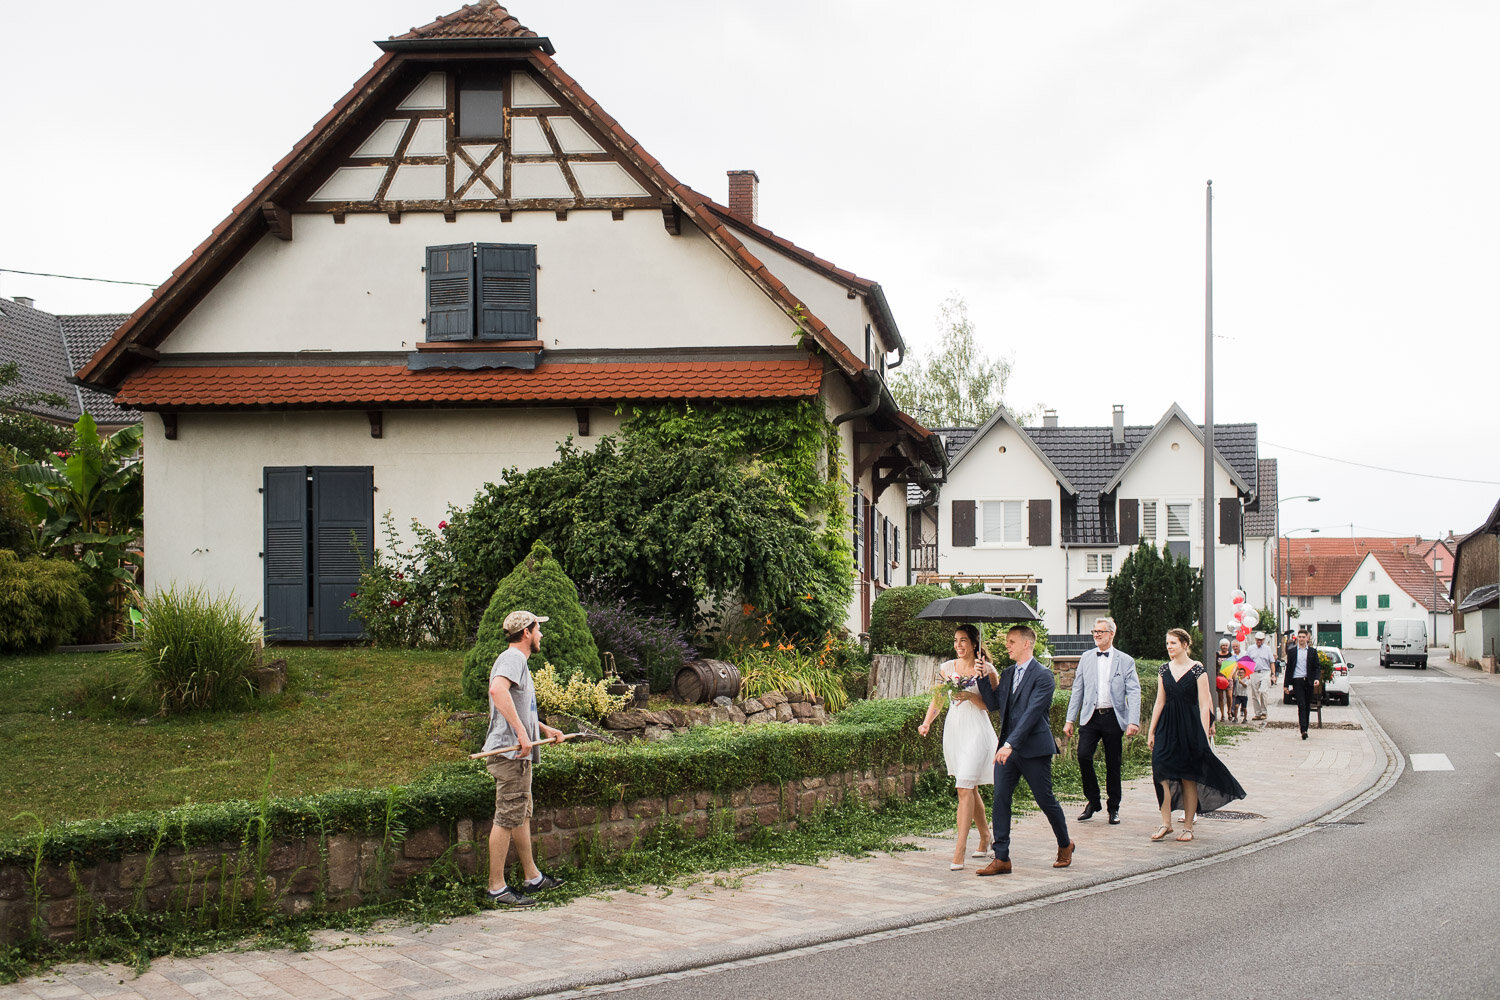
[832,369,882,426]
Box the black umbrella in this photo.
[915,593,1041,622]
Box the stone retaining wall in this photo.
[0,760,928,945]
[602,689,827,739]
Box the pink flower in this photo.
[350,592,358,598]
[395,572,404,580]
[389,599,405,608]
[438,520,449,530]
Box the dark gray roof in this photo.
[0,298,132,426]
[1066,587,1111,607]
[1244,458,1278,536]
[1458,583,1497,613]
[926,413,1259,541]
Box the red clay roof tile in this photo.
[115,358,824,409]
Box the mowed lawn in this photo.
[0,647,474,837]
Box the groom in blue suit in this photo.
[975,625,1074,875]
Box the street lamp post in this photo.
[1276,496,1321,636]
[1281,525,1321,638]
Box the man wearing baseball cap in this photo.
[1246,631,1275,721]
[481,610,566,907]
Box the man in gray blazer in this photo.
[1062,616,1141,824]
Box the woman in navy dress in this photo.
[1146,627,1246,842]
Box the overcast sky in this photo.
[3,0,1495,541]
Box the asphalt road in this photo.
[591,650,1499,1000]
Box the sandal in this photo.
[1151,825,1173,841]
[1176,829,1195,842]
[950,862,965,870]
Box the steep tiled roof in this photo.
[0,298,131,425]
[1278,536,1421,597]
[0,297,75,422]
[390,1,539,41]
[1243,458,1278,536]
[1371,550,1453,614]
[115,358,824,408]
[58,314,133,424]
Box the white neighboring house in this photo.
[1341,550,1453,649]
[921,403,1268,635]
[74,1,944,641]
[1278,536,1452,649]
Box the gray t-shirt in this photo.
[481,647,539,762]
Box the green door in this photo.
[1316,622,1342,647]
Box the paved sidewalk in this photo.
[2,696,1391,1000]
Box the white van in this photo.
[1379,619,1428,669]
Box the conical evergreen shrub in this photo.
[461,539,601,701]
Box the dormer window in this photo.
[425,243,537,341]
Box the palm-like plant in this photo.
[8,414,145,637]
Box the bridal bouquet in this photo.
[934,673,980,700]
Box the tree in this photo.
[462,540,601,700]
[1107,541,1202,659]
[889,295,1027,427]
[0,361,72,461]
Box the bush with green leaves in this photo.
[462,540,599,701]
[0,550,90,652]
[136,585,260,714]
[347,513,473,649]
[868,584,955,656]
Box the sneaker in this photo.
[525,871,564,892]
[485,887,535,907]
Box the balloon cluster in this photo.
[1227,589,1257,645]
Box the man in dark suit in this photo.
[1283,629,1322,740]
[974,625,1075,875]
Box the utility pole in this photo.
[1202,180,1216,645]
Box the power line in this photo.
[1265,440,1500,486]
[0,267,157,288]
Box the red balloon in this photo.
[1232,595,1245,604]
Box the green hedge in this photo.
[0,697,938,867]
[869,585,955,657]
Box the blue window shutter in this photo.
[263,467,308,641]
[426,244,475,341]
[476,243,537,339]
[311,467,374,640]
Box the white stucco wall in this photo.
[1340,553,1452,648]
[736,232,887,367]
[938,421,1067,625]
[140,406,625,620]
[162,211,798,356]
[1113,420,1245,635]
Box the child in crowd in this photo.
[1232,664,1250,724]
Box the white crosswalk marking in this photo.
[1409,753,1454,771]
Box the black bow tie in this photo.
[1096,649,1109,656]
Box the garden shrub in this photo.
[462,540,599,701]
[869,584,955,656]
[533,662,629,722]
[0,550,90,652]
[136,585,260,713]
[582,592,694,691]
[348,512,473,649]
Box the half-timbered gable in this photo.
[75,1,940,640]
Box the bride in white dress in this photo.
[918,624,1001,869]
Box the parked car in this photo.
[1379,618,1428,669]
[1280,646,1349,705]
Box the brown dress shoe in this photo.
[975,857,1012,876]
[1054,841,1076,868]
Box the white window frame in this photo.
[1085,553,1114,575]
[1141,499,1158,540]
[1166,502,1192,539]
[978,499,1027,547]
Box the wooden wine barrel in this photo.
[672,659,742,703]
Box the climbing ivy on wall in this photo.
[428,399,852,640]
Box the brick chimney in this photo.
[727,170,759,223]
[1112,404,1124,445]
[1043,409,1058,428]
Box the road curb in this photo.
[464,704,1405,1000]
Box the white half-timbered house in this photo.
[76,2,943,641]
